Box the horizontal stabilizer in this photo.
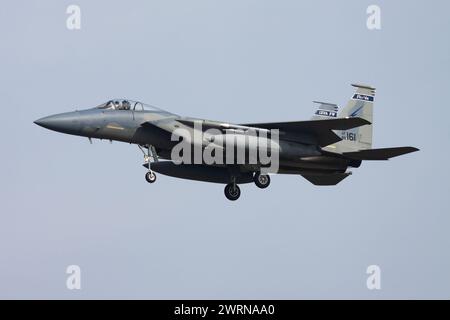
[301,172,352,186]
[343,147,419,160]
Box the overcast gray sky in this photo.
[1,0,449,299]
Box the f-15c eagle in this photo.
[34,84,418,200]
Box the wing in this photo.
[150,116,371,147]
[241,117,371,147]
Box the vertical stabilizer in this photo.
[324,84,375,153]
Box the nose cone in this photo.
[34,111,81,135]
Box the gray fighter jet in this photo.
[34,84,418,200]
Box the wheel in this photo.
[224,183,241,201]
[254,172,270,189]
[145,171,157,183]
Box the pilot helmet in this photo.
[122,100,130,110]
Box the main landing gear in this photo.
[223,172,271,201]
[253,172,270,189]
[139,145,158,184]
[224,182,241,201]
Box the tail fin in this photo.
[311,101,339,120]
[325,84,375,153]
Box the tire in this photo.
[145,171,157,183]
[254,172,270,189]
[224,183,241,201]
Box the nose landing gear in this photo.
[139,145,158,184]
[145,171,157,183]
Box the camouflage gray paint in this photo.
[34,85,418,200]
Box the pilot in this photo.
[114,100,120,109]
[122,100,130,110]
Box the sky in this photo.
[0,0,449,299]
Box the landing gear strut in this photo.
[139,145,158,184]
[253,172,270,189]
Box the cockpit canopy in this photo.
[95,99,163,112]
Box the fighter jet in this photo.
[34,84,418,200]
